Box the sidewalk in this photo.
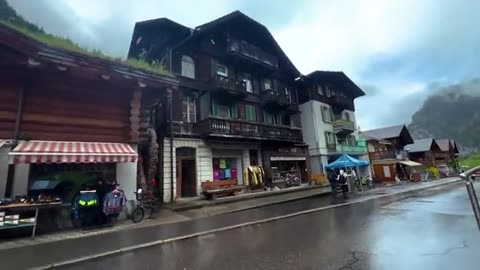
[169,183,331,211]
[0,177,462,270]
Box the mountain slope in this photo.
[408,79,480,150]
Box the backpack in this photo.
[339,174,347,184]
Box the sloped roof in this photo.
[404,138,440,153]
[436,139,451,152]
[305,71,365,99]
[360,125,406,140]
[193,11,300,78]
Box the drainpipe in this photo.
[168,89,174,203]
[13,86,26,146]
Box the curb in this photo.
[168,184,329,212]
[31,178,461,270]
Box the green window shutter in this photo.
[212,101,219,116]
[245,105,256,121]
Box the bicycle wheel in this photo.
[132,207,145,223]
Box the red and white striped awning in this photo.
[10,141,138,164]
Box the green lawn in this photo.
[459,153,480,169]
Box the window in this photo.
[321,106,333,122]
[281,114,290,126]
[212,100,237,118]
[325,131,336,145]
[346,135,356,146]
[241,74,253,93]
[264,112,278,125]
[182,96,196,123]
[325,86,332,97]
[245,104,256,121]
[317,85,324,96]
[264,78,273,91]
[216,64,228,77]
[181,55,195,79]
[285,88,293,103]
[344,111,351,121]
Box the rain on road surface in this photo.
[59,182,480,270]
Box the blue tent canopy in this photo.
[324,154,369,169]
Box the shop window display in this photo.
[213,158,238,182]
[29,163,116,203]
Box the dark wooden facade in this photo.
[129,11,303,145]
[0,24,178,145]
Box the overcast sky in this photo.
[7,0,480,130]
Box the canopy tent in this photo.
[325,154,369,169]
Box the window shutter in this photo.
[321,106,326,122]
[239,104,246,119]
[212,101,219,116]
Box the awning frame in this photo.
[10,141,138,164]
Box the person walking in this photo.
[328,169,338,198]
[337,169,348,199]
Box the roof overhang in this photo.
[0,24,179,89]
[305,71,365,99]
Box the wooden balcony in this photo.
[327,144,367,155]
[199,117,303,143]
[261,89,287,108]
[209,74,247,97]
[333,119,355,135]
[369,151,396,160]
[172,122,199,136]
[227,39,279,70]
[261,89,299,113]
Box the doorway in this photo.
[176,147,197,198]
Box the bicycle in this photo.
[131,189,157,223]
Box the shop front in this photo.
[9,141,138,200]
[0,141,138,234]
[211,149,244,185]
[262,145,310,188]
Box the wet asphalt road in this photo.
[59,182,480,270]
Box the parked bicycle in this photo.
[131,189,157,223]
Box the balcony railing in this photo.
[261,89,287,106]
[369,151,396,160]
[336,144,367,154]
[327,144,367,155]
[333,119,355,135]
[172,122,198,136]
[209,74,247,95]
[199,117,303,142]
[227,39,279,69]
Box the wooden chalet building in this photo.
[435,139,460,170]
[0,23,178,201]
[128,11,309,202]
[360,125,416,182]
[404,138,442,167]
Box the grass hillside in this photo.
[459,153,480,169]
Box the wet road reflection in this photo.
[60,182,480,270]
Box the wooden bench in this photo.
[201,179,244,200]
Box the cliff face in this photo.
[408,79,480,152]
